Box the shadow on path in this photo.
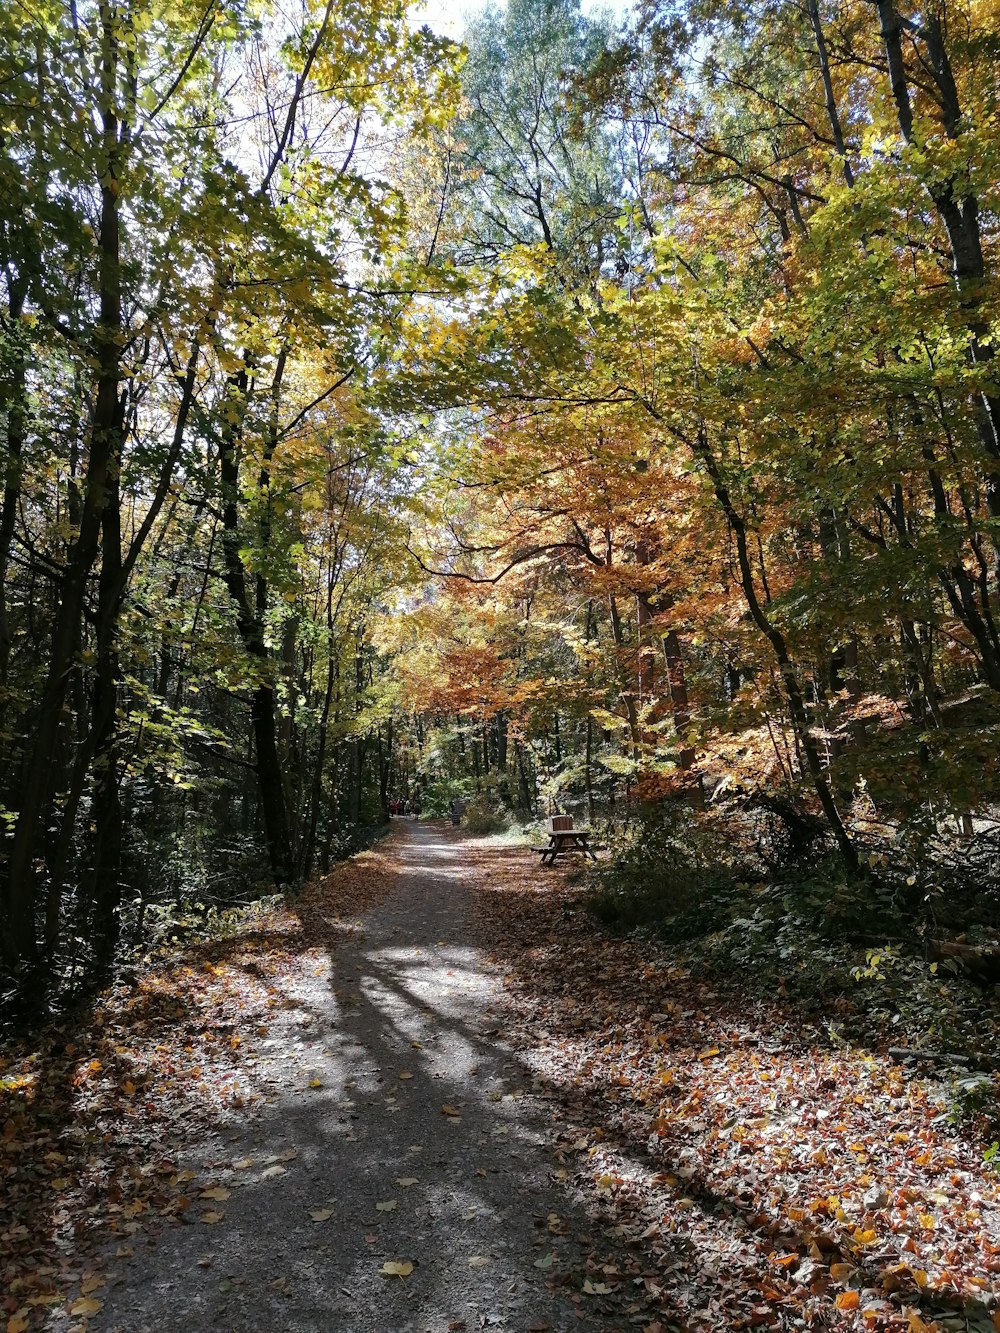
[92,823,605,1333]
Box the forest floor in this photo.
[1,821,999,1333]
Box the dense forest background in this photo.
[1,0,999,1016]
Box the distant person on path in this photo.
[403,799,411,816]
[450,797,467,826]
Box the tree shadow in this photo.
[462,829,1000,1331]
[85,822,621,1332]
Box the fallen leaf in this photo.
[233,1158,254,1170]
[380,1261,413,1278]
[308,1078,322,1089]
[395,1177,419,1187]
[199,1186,231,1201]
[399,1071,414,1080]
[309,1208,333,1221]
[376,1199,397,1212]
[261,1165,286,1178]
[534,1253,555,1269]
[468,1255,489,1268]
[442,1104,461,1117]
[200,1211,225,1224]
[835,1291,860,1310]
[69,1298,103,1317]
[7,1311,30,1333]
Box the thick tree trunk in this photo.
[90,471,124,959]
[2,42,125,963]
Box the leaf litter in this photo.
[460,829,1000,1333]
[4,823,998,1332]
[0,844,394,1328]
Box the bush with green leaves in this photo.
[462,800,510,835]
[587,809,739,935]
[587,814,1000,1067]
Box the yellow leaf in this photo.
[200,1211,224,1224]
[69,1297,103,1316]
[8,1311,30,1333]
[309,1208,332,1221]
[830,1263,855,1283]
[308,1078,323,1089]
[468,1255,489,1268]
[399,1072,413,1080]
[441,1104,461,1117]
[122,1080,136,1096]
[380,1261,413,1278]
[199,1187,231,1201]
[835,1291,860,1310]
[81,1277,105,1295]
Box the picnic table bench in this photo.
[536,815,598,866]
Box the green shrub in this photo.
[463,801,510,835]
[587,811,738,934]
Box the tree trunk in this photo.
[2,33,126,963]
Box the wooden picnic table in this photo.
[537,828,598,865]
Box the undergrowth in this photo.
[586,804,1000,1126]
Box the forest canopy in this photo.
[1,0,1000,994]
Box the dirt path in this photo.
[92,822,595,1333]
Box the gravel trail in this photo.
[94,822,596,1333]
